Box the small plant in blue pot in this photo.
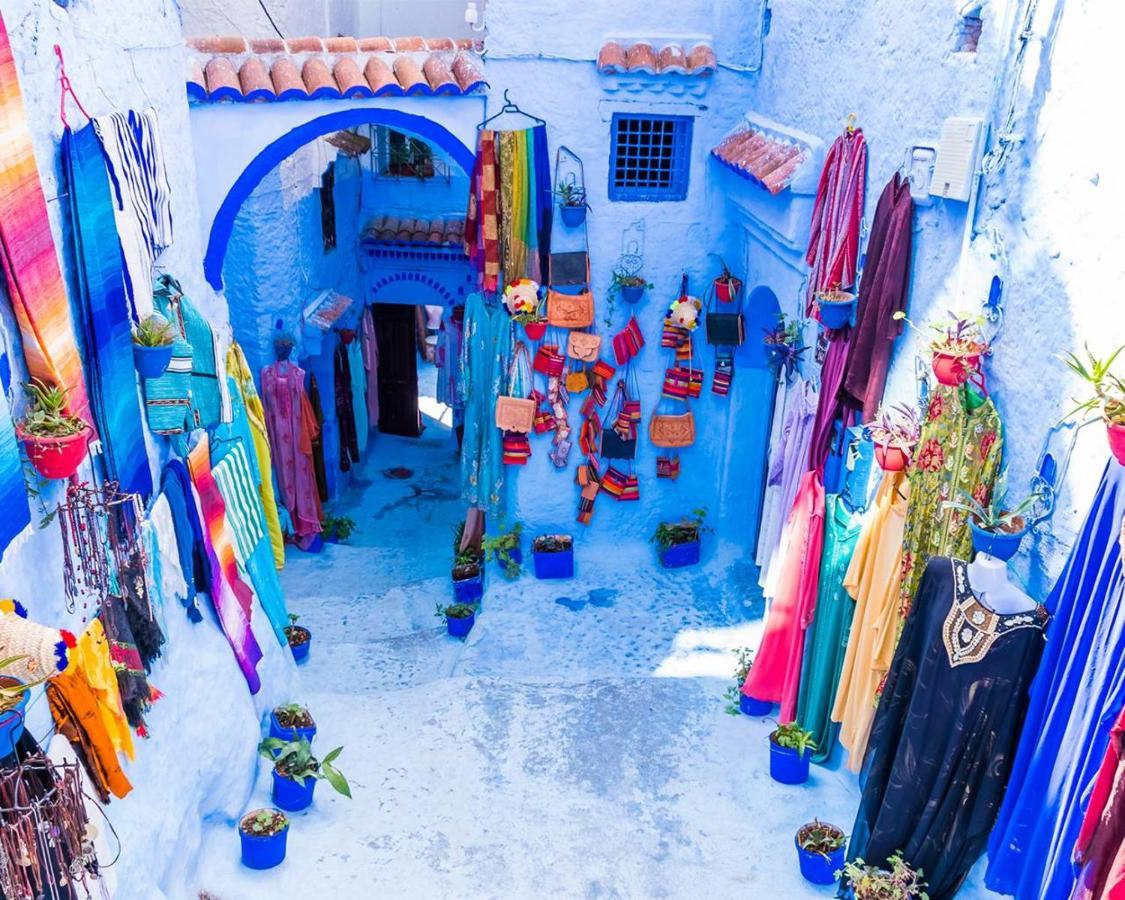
[721,647,769,716]
[769,721,816,785]
[795,820,847,886]
[943,470,1037,563]
[841,852,928,899]
[532,534,574,579]
[612,270,652,305]
[651,508,709,568]
[555,178,588,227]
[437,602,476,639]
[451,562,484,604]
[269,703,316,744]
[814,287,857,330]
[131,313,176,379]
[284,614,312,664]
[258,736,351,813]
[239,808,289,870]
[483,520,523,580]
[321,514,357,544]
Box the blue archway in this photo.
[204,108,476,290]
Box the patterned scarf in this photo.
[805,129,867,313]
[465,129,501,292]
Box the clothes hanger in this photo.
[478,89,546,131]
[845,112,859,135]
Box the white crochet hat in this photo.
[0,600,74,682]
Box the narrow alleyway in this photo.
[193,409,864,899]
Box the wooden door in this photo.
[373,303,422,437]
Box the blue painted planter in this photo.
[303,535,324,554]
[452,569,483,604]
[272,769,316,811]
[796,835,846,885]
[133,343,174,379]
[269,711,316,745]
[287,627,311,664]
[559,205,587,227]
[239,816,288,870]
[769,739,811,785]
[533,547,574,579]
[739,693,772,717]
[446,611,475,639]
[970,520,1027,562]
[818,298,856,330]
[660,539,700,568]
[621,284,645,304]
[0,685,28,759]
[508,546,523,567]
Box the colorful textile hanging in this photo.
[465,130,501,291]
[187,434,263,694]
[63,123,152,497]
[0,346,30,560]
[502,431,531,465]
[91,109,174,320]
[805,127,867,313]
[261,360,323,545]
[0,13,92,425]
[159,459,208,622]
[361,305,380,426]
[334,338,360,472]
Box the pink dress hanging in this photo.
[260,361,323,545]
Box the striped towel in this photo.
[92,109,174,320]
[211,443,265,566]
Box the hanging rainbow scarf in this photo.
[187,434,263,694]
[0,347,29,560]
[0,13,92,425]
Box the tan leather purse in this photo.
[565,369,589,394]
[649,411,696,448]
[547,289,595,329]
[567,331,602,362]
[494,342,536,433]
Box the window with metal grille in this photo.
[608,114,693,201]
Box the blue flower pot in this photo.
[452,570,483,604]
[660,539,700,568]
[533,547,574,579]
[795,836,846,885]
[304,535,324,554]
[818,298,856,330]
[559,204,587,227]
[240,819,288,870]
[288,627,311,664]
[269,711,316,745]
[769,739,811,785]
[509,546,523,566]
[446,611,475,638]
[739,693,772,717]
[272,769,316,811]
[621,285,645,304]
[970,520,1027,562]
[133,343,174,379]
[0,686,28,759]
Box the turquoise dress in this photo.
[795,493,863,764]
[459,292,512,515]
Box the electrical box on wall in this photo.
[931,116,985,202]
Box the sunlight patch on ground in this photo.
[652,621,763,678]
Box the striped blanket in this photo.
[0,348,29,559]
[0,12,92,424]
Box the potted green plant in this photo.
[762,314,806,376]
[15,380,91,480]
[769,721,817,785]
[842,853,929,899]
[722,647,759,715]
[555,177,589,227]
[436,602,476,638]
[612,270,653,305]
[532,534,574,579]
[482,521,523,579]
[865,403,922,472]
[815,286,857,330]
[894,310,988,387]
[284,613,311,664]
[713,260,743,304]
[269,703,316,743]
[131,313,176,379]
[239,808,289,870]
[258,736,350,812]
[650,508,710,568]
[452,521,485,602]
[795,820,847,886]
[943,470,1037,562]
[1061,344,1125,465]
[321,514,357,544]
[513,310,548,342]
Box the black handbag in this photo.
[601,379,637,460]
[602,427,636,461]
[705,286,745,346]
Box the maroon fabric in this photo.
[841,172,915,420]
[1073,708,1125,900]
[807,335,853,473]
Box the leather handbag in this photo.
[649,410,696,448]
[547,288,595,329]
[602,427,636,461]
[549,251,589,286]
[705,286,746,346]
[565,369,589,394]
[567,331,602,362]
[494,342,536,433]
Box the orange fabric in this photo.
[47,668,132,801]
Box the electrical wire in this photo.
[256,0,284,40]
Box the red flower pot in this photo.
[714,276,742,304]
[17,424,91,480]
[1108,422,1125,466]
[874,443,910,472]
[523,319,547,341]
[932,350,980,386]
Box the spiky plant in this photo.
[19,380,85,438]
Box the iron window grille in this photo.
[608,114,693,201]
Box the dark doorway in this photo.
[374,303,422,437]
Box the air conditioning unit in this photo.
[931,116,984,202]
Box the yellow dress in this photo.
[830,470,910,772]
[73,619,135,761]
[226,342,285,568]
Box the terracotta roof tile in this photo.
[597,39,717,77]
[187,34,487,103]
[711,125,810,194]
[363,216,468,249]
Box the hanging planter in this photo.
[713,261,743,304]
[932,349,982,386]
[761,314,807,376]
[768,722,816,785]
[451,562,484,604]
[612,271,652,305]
[521,317,548,341]
[815,288,857,330]
[969,518,1028,561]
[894,311,988,387]
[284,616,311,664]
[944,483,1038,563]
[258,736,351,814]
[651,510,709,568]
[865,403,921,473]
[438,603,476,638]
[554,155,589,228]
[239,809,289,870]
[1060,346,1125,466]
[795,820,847,886]
[1109,422,1125,466]
[131,313,176,379]
[269,704,317,744]
[532,534,574,579]
[16,380,91,481]
[0,676,29,759]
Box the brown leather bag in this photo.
[494,342,536,433]
[565,369,590,394]
[567,331,602,362]
[547,289,595,329]
[649,411,696,448]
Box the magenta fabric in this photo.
[808,335,855,473]
[260,361,322,542]
[805,129,867,313]
[743,471,827,722]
